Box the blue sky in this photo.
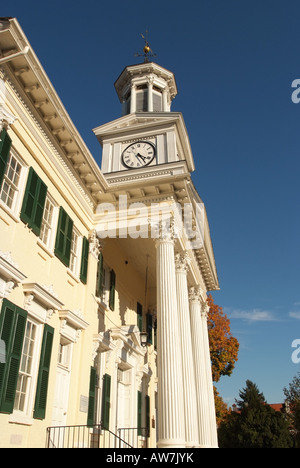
[4,0,300,406]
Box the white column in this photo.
[162,88,168,111]
[147,77,153,112]
[121,98,127,116]
[155,222,185,448]
[189,286,217,448]
[130,84,136,113]
[201,303,219,447]
[175,253,199,447]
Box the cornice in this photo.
[114,62,178,102]
[0,19,108,208]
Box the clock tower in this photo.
[93,56,219,449]
[93,61,195,184]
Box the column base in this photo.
[157,438,186,449]
[197,443,219,448]
[186,441,201,448]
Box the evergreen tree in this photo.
[218,380,293,448]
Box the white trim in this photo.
[0,147,28,219]
[0,251,27,298]
[59,309,89,343]
[22,282,64,323]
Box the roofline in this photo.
[0,17,109,199]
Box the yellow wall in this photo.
[0,79,157,448]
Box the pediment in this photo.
[94,112,185,141]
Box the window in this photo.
[0,151,24,212]
[96,252,104,299]
[87,366,97,427]
[33,324,54,420]
[101,373,111,430]
[54,207,74,267]
[137,391,150,437]
[80,237,89,284]
[0,127,12,189]
[146,313,153,345]
[136,88,148,112]
[0,299,27,414]
[96,258,116,309]
[58,340,72,369]
[69,228,80,275]
[137,303,143,332]
[20,167,48,236]
[153,90,162,112]
[14,320,38,413]
[109,270,116,311]
[39,195,56,249]
[0,299,54,420]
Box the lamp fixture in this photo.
[140,331,148,347]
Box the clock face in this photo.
[122,141,156,169]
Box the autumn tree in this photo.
[206,294,239,424]
[214,386,230,426]
[283,371,300,447]
[207,294,239,383]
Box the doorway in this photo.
[52,339,72,428]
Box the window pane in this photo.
[39,197,54,247]
[0,154,22,210]
[70,230,79,273]
[14,321,37,413]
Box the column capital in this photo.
[153,218,178,246]
[146,75,154,86]
[88,229,103,259]
[188,285,203,304]
[0,114,16,131]
[201,303,210,319]
[175,251,190,273]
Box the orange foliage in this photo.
[214,385,231,426]
[207,294,239,383]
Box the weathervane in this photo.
[135,30,157,63]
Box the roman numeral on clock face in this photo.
[121,141,156,169]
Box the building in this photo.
[0,17,219,448]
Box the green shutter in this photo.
[54,207,74,267]
[0,128,12,189]
[154,319,157,351]
[0,299,27,414]
[101,373,111,430]
[80,237,89,284]
[137,390,142,436]
[147,313,153,345]
[87,366,97,426]
[109,270,116,311]
[96,252,104,298]
[145,395,150,436]
[20,168,48,236]
[137,302,143,332]
[33,324,54,420]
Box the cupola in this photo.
[114,62,178,116]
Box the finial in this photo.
[135,30,157,63]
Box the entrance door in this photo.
[117,369,133,446]
[51,341,72,447]
[52,365,70,427]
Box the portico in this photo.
[94,193,219,447]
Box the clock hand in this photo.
[136,152,146,162]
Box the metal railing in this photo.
[46,424,133,449]
[118,427,149,448]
